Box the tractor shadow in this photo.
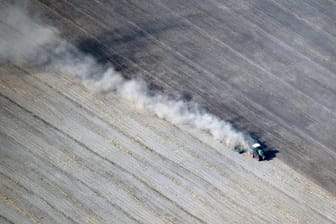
[264,148,279,161]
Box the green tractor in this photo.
[248,143,266,161]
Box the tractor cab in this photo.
[249,143,266,161]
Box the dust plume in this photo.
[0,3,57,63]
[0,3,253,150]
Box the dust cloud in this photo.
[0,3,253,150]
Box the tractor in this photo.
[248,143,266,161]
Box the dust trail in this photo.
[0,3,253,150]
